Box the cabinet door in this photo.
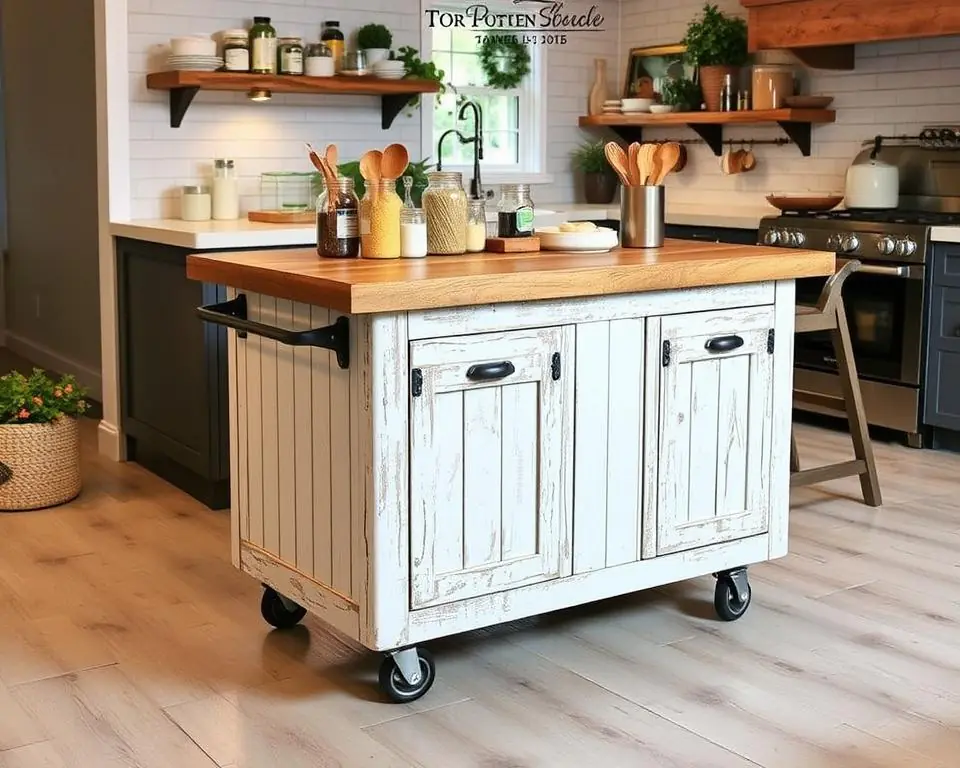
[648,306,776,556]
[409,327,574,610]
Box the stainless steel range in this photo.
[758,132,960,448]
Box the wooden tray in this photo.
[248,210,315,224]
[765,194,843,212]
[485,236,541,253]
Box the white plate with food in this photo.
[536,222,619,252]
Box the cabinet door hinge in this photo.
[551,352,562,381]
[411,368,423,398]
[662,340,671,367]
[767,329,775,354]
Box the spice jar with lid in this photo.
[466,199,487,252]
[305,42,334,77]
[359,180,402,259]
[423,172,468,255]
[278,37,304,75]
[317,177,360,258]
[181,186,212,221]
[249,16,277,74]
[497,183,535,237]
[222,30,250,72]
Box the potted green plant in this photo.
[682,3,748,112]
[0,369,88,511]
[661,76,702,112]
[571,140,617,204]
[356,23,393,66]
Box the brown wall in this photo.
[1,0,101,384]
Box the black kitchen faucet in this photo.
[435,99,485,200]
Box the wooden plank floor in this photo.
[1,418,959,767]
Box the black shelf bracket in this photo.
[688,123,724,156]
[608,125,645,144]
[196,294,350,369]
[170,86,201,129]
[382,94,415,130]
[777,121,813,156]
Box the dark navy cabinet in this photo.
[924,244,960,433]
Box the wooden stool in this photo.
[791,259,882,506]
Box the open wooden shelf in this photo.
[579,108,836,156]
[146,70,442,129]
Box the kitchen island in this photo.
[186,240,834,702]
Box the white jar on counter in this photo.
[181,185,212,221]
[400,207,428,258]
[212,158,240,220]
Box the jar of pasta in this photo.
[359,179,402,259]
[423,172,468,255]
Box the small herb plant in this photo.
[661,76,702,110]
[356,23,393,50]
[0,369,88,425]
[396,45,450,109]
[682,3,749,67]
[571,140,611,175]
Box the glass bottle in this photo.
[317,177,360,258]
[466,199,487,252]
[222,30,250,72]
[250,17,277,74]
[423,171,468,255]
[497,184,535,237]
[212,158,240,221]
[277,37,304,75]
[321,21,345,72]
[400,176,428,258]
[720,73,736,112]
[359,179,402,259]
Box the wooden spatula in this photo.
[628,142,642,186]
[638,143,658,185]
[653,142,681,185]
[604,142,632,186]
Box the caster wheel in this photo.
[379,648,436,703]
[260,587,307,629]
[714,576,751,622]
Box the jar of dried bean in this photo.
[423,172,468,255]
[316,176,360,258]
[359,179,402,259]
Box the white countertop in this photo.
[931,226,960,244]
[111,203,775,251]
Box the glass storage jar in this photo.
[181,185,212,221]
[466,199,487,252]
[278,37,304,75]
[222,29,250,72]
[304,42,334,77]
[260,171,315,212]
[359,179,402,259]
[249,16,277,74]
[751,65,795,110]
[423,172,468,255]
[497,183,535,237]
[317,177,360,258]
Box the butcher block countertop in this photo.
[186,240,835,314]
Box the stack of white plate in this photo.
[602,99,622,114]
[166,55,224,71]
[372,60,406,80]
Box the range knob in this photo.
[763,229,780,246]
[792,230,806,247]
[826,233,842,251]
[896,237,918,257]
[877,236,897,256]
[841,234,860,253]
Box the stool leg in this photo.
[831,306,882,506]
[790,429,800,473]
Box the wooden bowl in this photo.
[783,95,834,109]
[766,194,844,212]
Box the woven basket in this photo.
[0,417,81,511]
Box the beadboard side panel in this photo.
[573,318,646,574]
[234,293,359,604]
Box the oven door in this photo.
[794,259,925,386]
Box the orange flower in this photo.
[64,384,73,394]
[17,409,29,420]
[32,397,43,406]
[54,388,63,398]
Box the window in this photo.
[421,5,549,183]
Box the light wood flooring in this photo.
[1,418,959,767]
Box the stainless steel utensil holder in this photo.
[620,185,665,248]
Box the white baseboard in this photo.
[98,420,125,462]
[3,332,103,401]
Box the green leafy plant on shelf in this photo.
[396,45,451,111]
[0,369,88,425]
[682,3,749,67]
[356,23,393,51]
[661,76,702,111]
[570,140,610,175]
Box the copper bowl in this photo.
[765,194,844,212]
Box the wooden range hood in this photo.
[741,0,960,68]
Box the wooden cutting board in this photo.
[485,236,541,253]
[248,210,315,224]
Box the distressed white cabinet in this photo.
[408,327,575,609]
[645,306,776,557]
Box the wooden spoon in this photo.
[647,144,663,186]
[654,142,681,185]
[604,142,631,186]
[360,149,383,199]
[638,143,658,185]
[627,142,642,186]
[381,143,409,181]
[306,143,338,211]
[324,144,339,177]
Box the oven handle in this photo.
[837,259,923,279]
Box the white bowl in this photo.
[621,98,654,113]
[535,225,619,253]
[649,104,674,114]
[373,60,405,71]
[171,36,217,57]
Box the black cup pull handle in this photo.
[466,361,516,382]
[705,335,745,353]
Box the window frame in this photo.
[418,0,552,186]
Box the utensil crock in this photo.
[620,185,664,248]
